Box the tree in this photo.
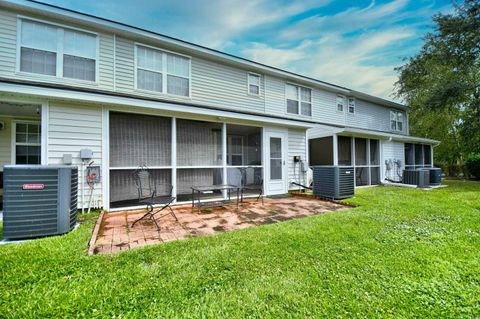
[395,0,480,175]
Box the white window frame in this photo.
[336,95,345,113]
[390,110,404,132]
[247,72,261,96]
[134,43,192,98]
[11,120,42,165]
[285,83,312,117]
[16,17,99,83]
[348,97,355,114]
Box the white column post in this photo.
[351,137,356,187]
[333,134,338,166]
[171,117,177,202]
[101,107,110,211]
[222,122,227,198]
[40,102,49,165]
[367,139,371,185]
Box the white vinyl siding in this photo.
[288,128,307,189]
[0,118,12,171]
[382,140,404,182]
[18,18,98,81]
[135,44,190,97]
[47,103,103,208]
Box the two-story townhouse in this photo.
[0,0,439,211]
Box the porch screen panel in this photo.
[370,140,379,165]
[354,138,367,165]
[415,144,424,166]
[109,112,171,167]
[177,168,223,200]
[405,143,414,168]
[337,136,352,166]
[177,119,222,166]
[109,169,171,205]
[424,145,432,166]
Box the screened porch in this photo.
[108,112,263,209]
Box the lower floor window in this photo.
[15,122,41,165]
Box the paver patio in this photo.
[93,195,347,254]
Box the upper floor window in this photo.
[348,97,355,114]
[136,45,190,97]
[336,95,345,112]
[286,84,312,116]
[248,73,260,95]
[390,110,404,131]
[19,19,97,81]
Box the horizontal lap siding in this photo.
[347,99,407,134]
[0,10,17,76]
[311,89,344,126]
[382,140,404,181]
[191,58,265,113]
[48,103,103,208]
[288,129,307,190]
[0,118,12,171]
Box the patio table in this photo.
[191,185,240,211]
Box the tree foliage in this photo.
[395,0,480,174]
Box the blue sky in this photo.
[40,0,453,100]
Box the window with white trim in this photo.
[286,83,312,116]
[390,110,404,131]
[14,122,41,165]
[348,97,355,114]
[336,95,345,112]
[248,73,260,95]
[19,19,97,81]
[136,45,191,97]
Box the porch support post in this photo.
[171,117,177,202]
[333,134,338,166]
[351,137,356,187]
[222,122,227,198]
[367,139,371,185]
[101,107,110,211]
[40,102,49,165]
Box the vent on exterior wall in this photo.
[312,166,355,200]
[2,165,78,240]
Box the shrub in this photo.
[465,154,480,179]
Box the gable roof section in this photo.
[1,0,407,111]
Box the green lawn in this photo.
[1,180,479,318]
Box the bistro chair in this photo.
[131,166,177,230]
[240,167,264,205]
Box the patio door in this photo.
[265,130,287,195]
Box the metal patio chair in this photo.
[131,166,178,230]
[240,167,264,205]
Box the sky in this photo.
[39,0,453,101]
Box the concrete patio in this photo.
[92,195,347,254]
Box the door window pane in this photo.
[270,137,282,180]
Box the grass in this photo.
[1,180,479,318]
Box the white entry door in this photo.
[265,130,287,195]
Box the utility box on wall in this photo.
[2,165,78,240]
